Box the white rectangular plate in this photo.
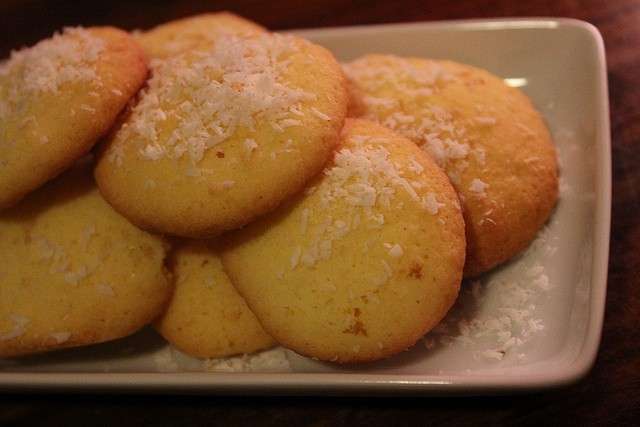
[0,18,611,394]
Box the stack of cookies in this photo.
[0,13,558,364]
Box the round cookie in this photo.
[0,26,148,210]
[343,55,559,277]
[95,33,348,238]
[136,12,266,59]
[155,240,275,358]
[221,119,465,363]
[0,161,171,358]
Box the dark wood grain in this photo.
[1,0,639,425]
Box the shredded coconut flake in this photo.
[469,178,489,196]
[475,116,497,126]
[64,265,88,285]
[0,314,30,341]
[388,244,403,258]
[107,143,124,166]
[290,246,302,270]
[140,144,165,161]
[408,159,424,174]
[279,118,302,128]
[422,192,444,214]
[79,224,96,248]
[243,138,258,154]
[299,208,310,234]
[95,282,115,297]
[310,107,331,121]
[50,331,71,344]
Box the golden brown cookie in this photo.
[0,26,148,210]
[155,240,275,359]
[136,12,266,59]
[343,55,558,276]
[221,119,465,363]
[95,33,348,238]
[0,161,171,358]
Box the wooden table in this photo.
[1,0,638,425]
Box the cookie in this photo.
[343,55,559,276]
[0,161,171,358]
[95,33,348,238]
[0,26,148,210]
[136,12,266,59]
[221,119,465,363]
[155,240,275,359]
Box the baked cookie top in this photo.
[0,161,171,358]
[156,240,275,359]
[344,55,558,276]
[137,12,266,59]
[96,33,348,238]
[0,26,148,210]
[222,119,465,363]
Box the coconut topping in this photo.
[343,56,451,96]
[119,34,315,165]
[243,138,258,155]
[343,56,490,191]
[469,178,489,196]
[50,331,72,344]
[287,131,445,278]
[0,314,30,341]
[95,282,116,297]
[424,223,558,362]
[475,116,497,126]
[386,243,403,258]
[0,27,104,123]
[422,192,445,214]
[204,347,292,372]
